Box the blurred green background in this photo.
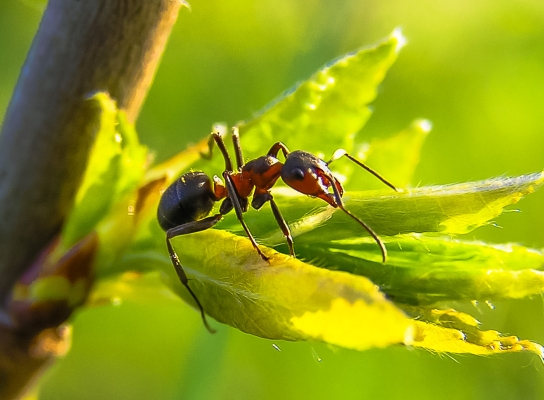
[2,0,544,399]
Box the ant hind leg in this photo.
[166,238,216,333]
[166,214,223,333]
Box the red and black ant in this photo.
[157,128,397,332]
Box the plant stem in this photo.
[0,0,183,397]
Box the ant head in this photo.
[281,151,344,207]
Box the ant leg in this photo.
[231,127,244,169]
[268,196,295,256]
[223,172,269,262]
[328,149,397,192]
[166,214,223,237]
[166,214,223,333]
[267,142,290,159]
[337,205,387,263]
[201,124,229,160]
[212,131,234,172]
[325,176,387,263]
[166,238,216,333]
[199,134,216,160]
[252,191,295,256]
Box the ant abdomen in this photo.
[157,171,216,231]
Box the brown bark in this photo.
[0,1,183,397]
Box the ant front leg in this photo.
[222,172,270,262]
[212,131,235,172]
[252,190,295,257]
[328,149,398,192]
[166,214,223,333]
[231,126,245,170]
[200,125,229,160]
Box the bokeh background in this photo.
[2,0,544,399]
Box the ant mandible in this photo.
[157,128,397,332]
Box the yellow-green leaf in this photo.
[122,228,411,350]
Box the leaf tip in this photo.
[392,28,407,53]
[180,0,191,12]
[84,91,117,112]
[415,118,433,135]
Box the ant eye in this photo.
[292,168,305,180]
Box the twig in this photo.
[0,1,183,397]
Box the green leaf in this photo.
[60,93,147,253]
[301,235,544,304]
[183,30,405,179]
[121,226,411,350]
[164,29,411,197]
[118,219,544,358]
[346,119,432,190]
[60,93,119,250]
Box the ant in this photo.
[157,128,397,332]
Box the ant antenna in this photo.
[232,127,245,169]
[212,131,234,172]
[326,170,388,263]
[328,149,398,192]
